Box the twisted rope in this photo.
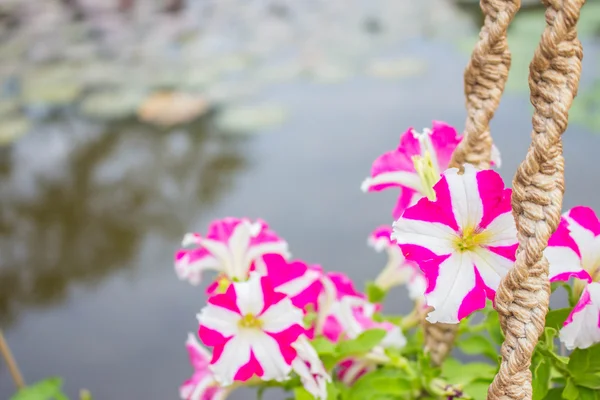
[488,0,584,398]
[422,0,520,366]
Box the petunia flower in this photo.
[197,274,305,385]
[180,333,230,400]
[328,299,405,386]
[175,218,290,285]
[369,225,427,300]
[361,121,502,219]
[291,335,331,400]
[255,254,325,312]
[559,282,600,350]
[545,207,599,284]
[391,164,517,323]
[544,216,600,282]
[337,359,372,386]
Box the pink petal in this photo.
[208,285,241,314]
[428,121,462,171]
[400,244,451,295]
[258,276,288,315]
[234,350,264,381]
[327,273,365,301]
[560,283,600,350]
[457,267,490,320]
[403,177,458,230]
[476,170,513,230]
[567,207,600,236]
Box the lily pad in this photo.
[20,64,83,105]
[308,63,354,83]
[204,81,261,105]
[80,90,146,120]
[137,91,210,127]
[0,116,30,145]
[366,57,427,79]
[215,104,287,134]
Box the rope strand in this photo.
[422,0,520,366]
[488,0,584,398]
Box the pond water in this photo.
[1,1,600,399]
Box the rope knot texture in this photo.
[488,0,585,398]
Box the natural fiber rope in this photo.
[488,0,584,398]
[422,0,520,367]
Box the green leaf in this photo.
[572,373,600,390]
[310,337,337,356]
[456,334,499,362]
[577,386,600,400]
[464,379,492,400]
[347,369,413,400]
[563,378,579,400]
[532,356,551,400]
[336,329,386,357]
[543,388,564,400]
[568,344,600,376]
[10,377,69,400]
[484,311,504,345]
[366,282,387,303]
[441,358,496,385]
[545,308,571,331]
[326,381,340,399]
[294,387,315,400]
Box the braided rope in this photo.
[422,0,520,366]
[488,1,584,398]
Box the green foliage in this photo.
[366,282,388,303]
[10,378,69,400]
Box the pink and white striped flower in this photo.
[545,207,600,283]
[180,333,229,400]
[329,300,405,385]
[197,274,305,385]
[560,282,600,350]
[175,218,290,285]
[369,226,426,300]
[255,254,324,312]
[291,336,330,399]
[391,165,517,323]
[361,121,502,219]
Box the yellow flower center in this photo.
[412,150,438,201]
[453,226,490,252]
[215,275,232,294]
[238,313,262,329]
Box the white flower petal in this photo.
[227,221,253,279]
[482,212,517,247]
[235,274,265,316]
[565,216,600,275]
[445,165,484,230]
[391,219,455,255]
[251,331,294,381]
[245,242,290,267]
[260,298,303,333]
[560,283,600,350]
[197,305,241,337]
[470,248,514,292]
[361,171,424,193]
[210,334,252,385]
[426,252,476,324]
[545,246,586,281]
[175,253,221,285]
[275,269,321,298]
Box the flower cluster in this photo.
[175,218,404,399]
[175,121,600,399]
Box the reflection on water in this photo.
[0,1,599,399]
[0,119,247,327]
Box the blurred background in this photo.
[0,0,599,398]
